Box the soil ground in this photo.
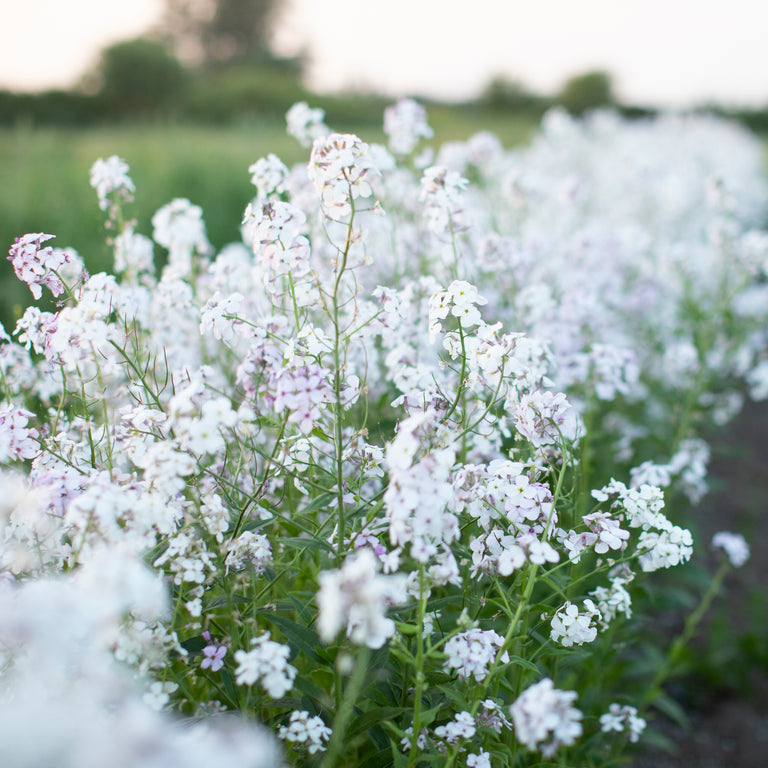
[631,399,768,767]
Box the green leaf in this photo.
[292,675,333,709]
[220,668,238,704]
[391,746,410,768]
[388,645,416,666]
[301,492,337,515]
[348,707,403,740]
[504,654,541,674]
[652,691,691,729]
[640,726,680,754]
[205,593,252,609]
[180,634,207,654]
[419,702,446,728]
[261,613,322,662]
[281,536,334,556]
[540,575,569,600]
[359,747,396,768]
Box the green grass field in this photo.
[0,109,537,330]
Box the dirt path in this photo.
[632,398,768,767]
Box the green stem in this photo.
[441,322,467,426]
[407,565,429,768]
[321,646,371,768]
[643,559,730,708]
[331,183,356,556]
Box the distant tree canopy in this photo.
[480,75,543,112]
[160,0,283,67]
[95,38,187,117]
[557,70,615,114]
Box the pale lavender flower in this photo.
[8,233,71,300]
[444,628,508,681]
[0,406,39,463]
[201,643,227,672]
[513,390,579,448]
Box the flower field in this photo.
[1,100,765,766]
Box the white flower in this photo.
[638,525,693,571]
[152,198,212,276]
[466,751,491,768]
[712,531,750,567]
[384,98,433,156]
[225,531,272,573]
[510,678,583,757]
[434,711,476,745]
[89,155,135,211]
[200,291,243,343]
[444,628,508,681]
[308,133,378,216]
[513,390,579,448]
[420,166,469,235]
[600,703,646,742]
[278,710,332,754]
[550,600,601,647]
[248,153,289,199]
[590,577,633,627]
[234,632,297,698]
[286,102,329,147]
[316,549,407,649]
[114,227,154,277]
[142,680,178,711]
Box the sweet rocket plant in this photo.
[0,101,762,767]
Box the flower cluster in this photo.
[549,599,602,647]
[599,703,647,742]
[712,530,750,567]
[278,710,332,754]
[1,99,761,767]
[510,678,583,757]
[384,97,434,156]
[7,233,71,300]
[233,633,297,698]
[444,628,508,681]
[316,549,407,648]
[308,133,378,216]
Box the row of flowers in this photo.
[0,99,759,766]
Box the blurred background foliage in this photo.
[3,0,768,327]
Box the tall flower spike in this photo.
[308,133,379,217]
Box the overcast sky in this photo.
[2,0,767,108]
